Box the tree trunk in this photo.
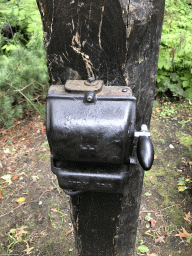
[37,0,165,255]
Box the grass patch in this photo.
[176,132,192,155]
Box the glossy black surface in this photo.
[137,136,154,171]
[47,84,136,192]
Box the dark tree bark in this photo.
[37,0,165,255]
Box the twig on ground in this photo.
[0,202,26,218]
[51,178,61,194]
[158,198,186,212]
[39,189,52,199]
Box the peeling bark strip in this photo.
[37,0,165,255]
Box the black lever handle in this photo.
[137,136,154,170]
[135,124,154,170]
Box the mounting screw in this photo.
[122,88,127,92]
[87,94,93,102]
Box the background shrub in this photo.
[0,0,48,127]
[156,0,192,99]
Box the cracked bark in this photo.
[37,0,165,255]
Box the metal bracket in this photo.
[134,124,150,137]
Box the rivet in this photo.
[122,88,127,92]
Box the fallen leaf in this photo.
[0,190,3,199]
[178,185,187,192]
[51,208,58,213]
[12,176,18,181]
[9,228,17,234]
[31,175,39,182]
[155,233,165,243]
[16,197,26,203]
[15,226,28,241]
[149,176,153,183]
[145,213,151,221]
[4,148,10,154]
[1,174,12,185]
[23,244,34,255]
[66,225,74,236]
[175,227,191,239]
[184,212,191,222]
[150,218,156,228]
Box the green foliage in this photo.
[137,245,149,253]
[0,0,48,127]
[0,0,43,37]
[157,0,192,99]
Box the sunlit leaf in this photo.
[9,228,17,234]
[3,148,10,154]
[16,197,26,203]
[1,174,12,185]
[178,185,187,192]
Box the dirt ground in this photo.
[0,100,192,256]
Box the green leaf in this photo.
[137,245,149,253]
[186,87,192,99]
[2,55,8,61]
[178,177,185,185]
[2,44,18,52]
[144,192,151,197]
[13,7,19,16]
[145,213,151,221]
[187,234,192,243]
[183,80,190,88]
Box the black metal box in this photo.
[46,80,136,192]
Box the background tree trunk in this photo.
[37,0,165,255]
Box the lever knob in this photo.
[137,136,154,170]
